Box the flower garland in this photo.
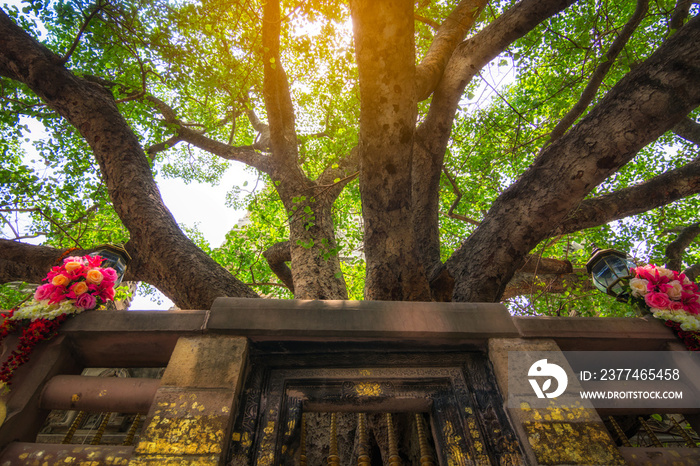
[624,264,700,350]
[0,255,118,388]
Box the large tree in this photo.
[1,0,699,311]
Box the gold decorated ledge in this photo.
[127,453,221,465]
[523,421,625,465]
[134,389,234,456]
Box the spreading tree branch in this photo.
[411,0,577,285]
[666,222,700,272]
[672,117,700,146]
[144,95,271,172]
[552,155,700,236]
[0,10,259,307]
[415,0,487,101]
[262,0,300,171]
[518,255,573,274]
[683,264,700,282]
[670,0,692,31]
[447,15,700,302]
[502,270,593,300]
[548,0,648,143]
[423,0,577,138]
[146,135,182,158]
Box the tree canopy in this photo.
[1,0,699,314]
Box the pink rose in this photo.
[100,267,118,284]
[34,284,55,301]
[76,293,97,310]
[684,301,700,315]
[645,292,671,310]
[63,256,84,264]
[669,301,685,311]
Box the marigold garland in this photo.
[0,254,118,389]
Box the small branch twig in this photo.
[0,207,85,247]
[61,0,109,63]
[414,13,440,30]
[442,167,481,226]
[548,0,648,143]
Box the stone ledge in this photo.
[513,315,677,351]
[60,310,208,333]
[209,298,520,340]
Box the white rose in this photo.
[657,267,674,279]
[667,280,683,300]
[629,278,649,297]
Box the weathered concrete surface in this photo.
[619,447,700,465]
[0,442,132,465]
[210,298,519,340]
[489,338,625,465]
[130,335,248,465]
[160,334,247,389]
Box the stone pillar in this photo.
[129,335,248,465]
[489,338,625,465]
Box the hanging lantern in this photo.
[89,244,131,286]
[585,248,636,301]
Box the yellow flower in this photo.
[51,274,70,287]
[64,261,83,274]
[71,281,88,296]
[86,269,104,285]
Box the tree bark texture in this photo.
[666,223,700,272]
[447,15,700,302]
[351,0,431,301]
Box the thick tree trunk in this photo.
[447,15,700,302]
[351,0,431,301]
[278,189,348,300]
[0,11,258,309]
